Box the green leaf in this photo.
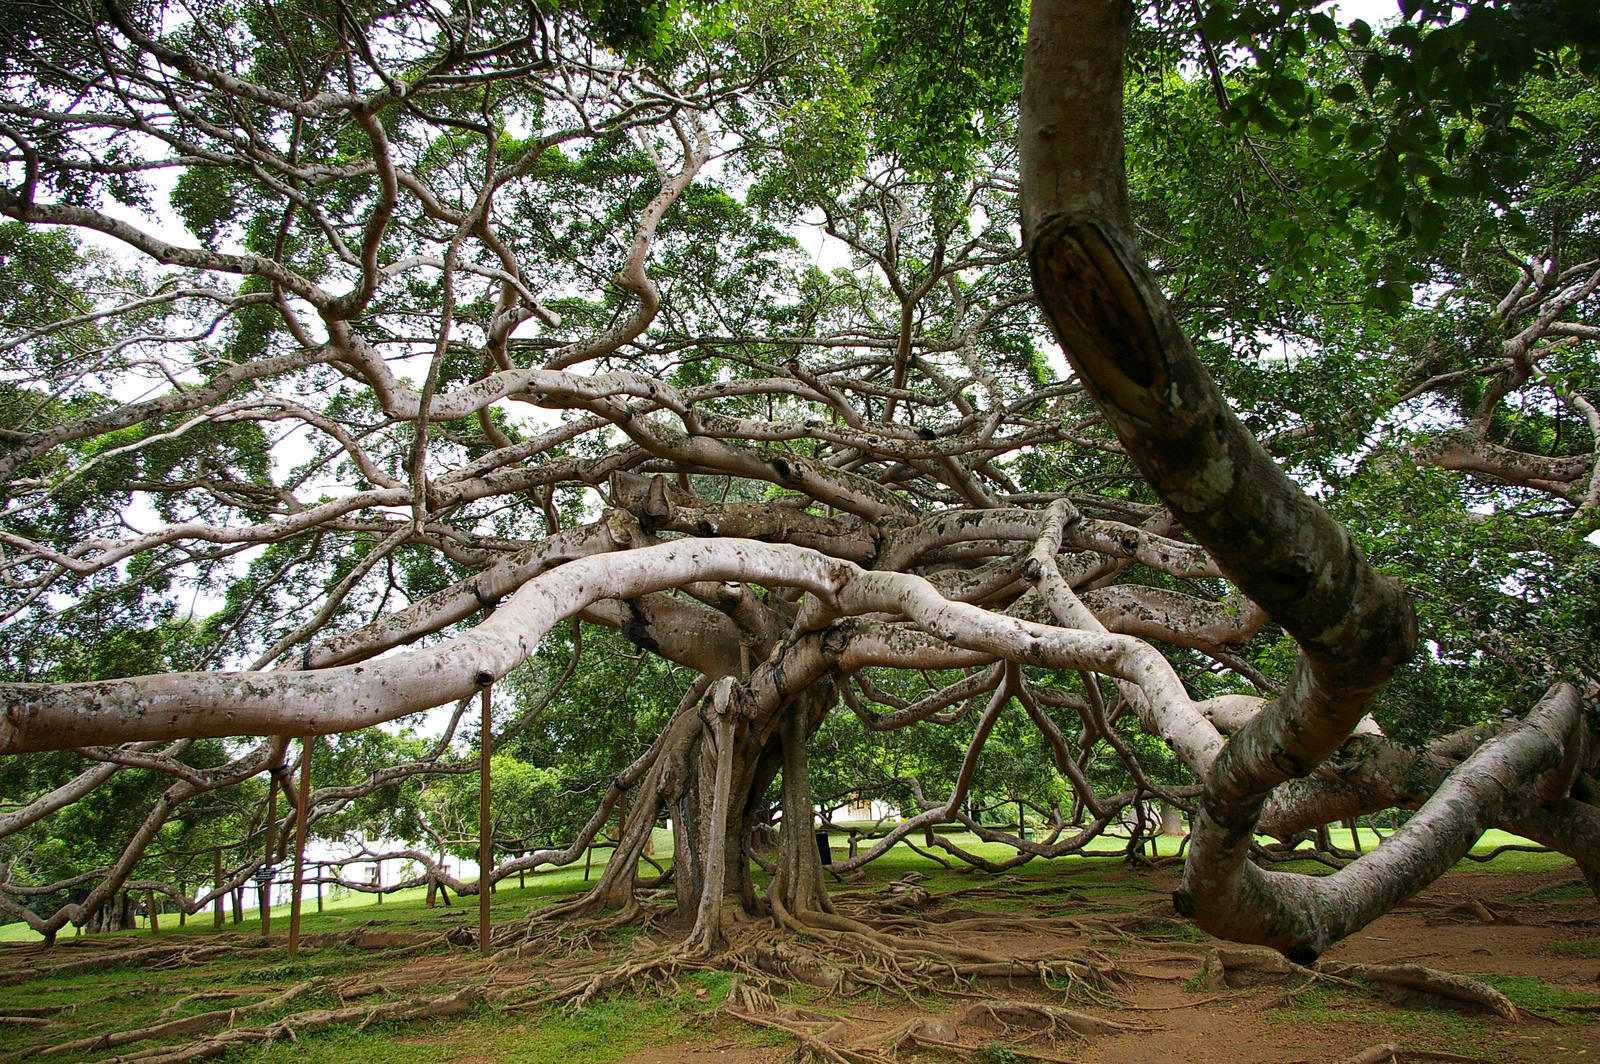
[1361,53,1384,94]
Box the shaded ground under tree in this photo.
[0,847,1595,1064]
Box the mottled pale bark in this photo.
[0,537,1257,755]
[1014,0,1579,960]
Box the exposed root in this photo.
[495,897,669,958]
[543,944,693,1010]
[720,975,883,1064]
[1333,1046,1501,1064]
[959,999,1155,1040]
[0,942,255,987]
[511,891,1124,1023]
[830,876,934,917]
[0,1004,75,1019]
[301,929,453,951]
[152,990,257,1022]
[867,1014,960,1055]
[1437,899,1516,925]
[1197,945,1307,990]
[74,987,482,1064]
[717,976,1141,1064]
[1195,948,1520,1022]
[37,979,327,1057]
[1336,1045,1403,1064]
[1318,962,1520,1021]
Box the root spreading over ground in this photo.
[2,859,1597,1064]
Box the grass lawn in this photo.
[0,826,1573,943]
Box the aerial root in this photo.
[1196,948,1520,1021]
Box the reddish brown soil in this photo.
[613,864,1600,1064]
[2,864,1595,1064]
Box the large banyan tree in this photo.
[0,0,1597,964]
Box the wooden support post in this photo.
[177,882,186,927]
[479,684,492,958]
[288,736,313,957]
[261,775,277,937]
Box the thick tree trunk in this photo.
[680,680,749,953]
[571,679,763,938]
[1012,0,1600,962]
[769,694,836,923]
[563,669,840,955]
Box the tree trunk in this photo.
[1021,0,1416,960]
[769,696,835,923]
[568,674,839,955]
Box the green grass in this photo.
[0,851,634,943]
[0,824,1588,1064]
[1266,983,1494,1051]
[1481,975,1600,1017]
[240,967,742,1064]
[977,1041,1026,1064]
[0,828,1579,948]
[1542,937,1600,959]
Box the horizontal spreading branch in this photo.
[0,537,1242,757]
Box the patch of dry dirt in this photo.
[2,864,1596,1064]
[613,865,1600,1064]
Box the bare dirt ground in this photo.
[1,863,1596,1064]
[610,864,1600,1064]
